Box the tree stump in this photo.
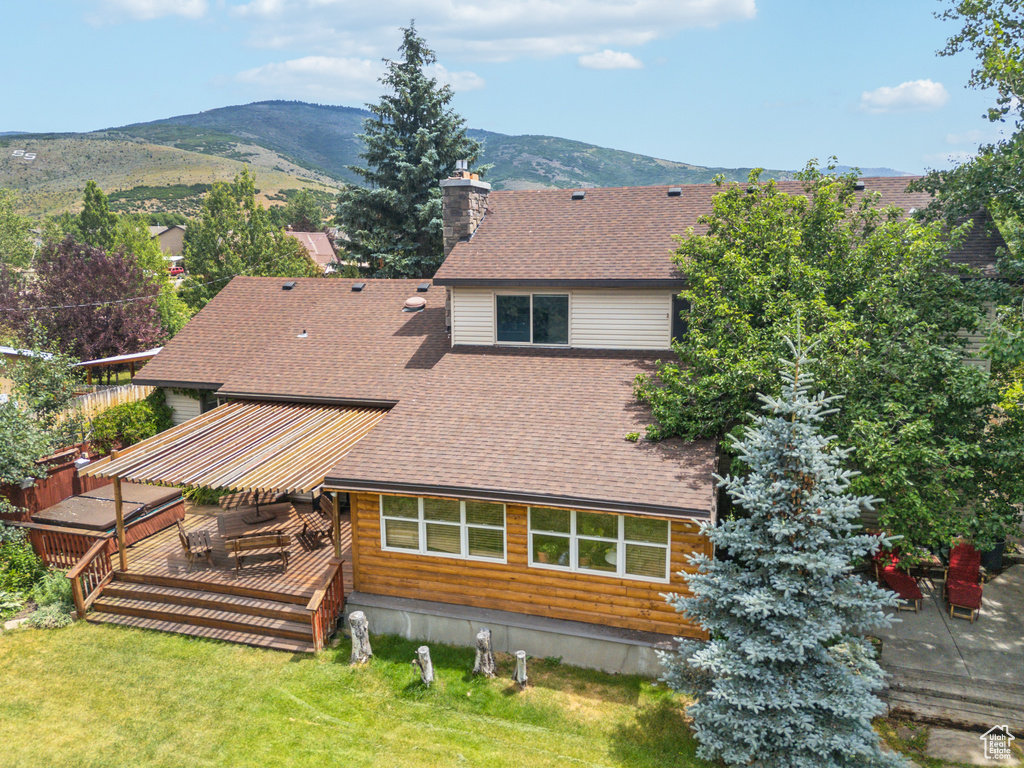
[472,627,497,677]
[413,645,434,687]
[512,650,528,689]
[348,611,372,665]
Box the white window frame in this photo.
[380,496,507,563]
[494,292,571,346]
[527,508,671,583]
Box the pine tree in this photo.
[78,181,117,250]
[336,22,482,278]
[661,341,906,768]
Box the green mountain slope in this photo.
[2,100,911,217]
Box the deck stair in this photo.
[87,572,317,653]
[883,667,1024,732]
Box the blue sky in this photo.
[1,0,1010,174]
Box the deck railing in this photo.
[11,521,110,569]
[306,558,345,652]
[66,537,114,617]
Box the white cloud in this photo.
[233,56,383,102]
[945,129,986,145]
[578,50,642,70]
[426,64,486,92]
[222,0,757,61]
[859,79,949,114]
[94,0,208,21]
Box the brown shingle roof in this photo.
[324,346,717,519]
[433,177,1003,285]
[285,231,336,270]
[135,277,448,404]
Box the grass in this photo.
[0,622,709,768]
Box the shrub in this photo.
[31,569,72,608]
[183,486,226,506]
[0,528,44,594]
[25,603,74,629]
[90,388,173,454]
[0,589,24,618]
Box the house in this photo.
[284,229,338,272]
[75,174,1006,670]
[148,225,186,258]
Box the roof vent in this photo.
[571,190,586,201]
[352,282,366,292]
[908,207,917,216]
[668,187,682,197]
[417,282,430,293]
[282,281,296,291]
[403,296,427,312]
[854,180,866,191]
[297,329,308,339]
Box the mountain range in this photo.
[0,100,911,218]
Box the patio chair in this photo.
[296,504,332,544]
[875,551,923,612]
[176,520,213,571]
[945,541,983,622]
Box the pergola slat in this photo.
[81,400,389,494]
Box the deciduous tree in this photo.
[78,180,117,250]
[336,23,482,278]
[180,169,318,311]
[33,237,165,363]
[0,189,34,269]
[636,169,1023,552]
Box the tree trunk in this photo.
[348,611,372,665]
[473,627,497,677]
[413,645,434,687]
[512,650,528,689]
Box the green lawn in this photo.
[0,622,709,768]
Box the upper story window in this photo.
[380,495,506,562]
[496,294,569,345]
[528,507,671,582]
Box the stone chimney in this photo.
[440,169,490,257]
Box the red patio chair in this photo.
[945,541,983,622]
[873,549,924,612]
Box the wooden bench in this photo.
[225,530,291,573]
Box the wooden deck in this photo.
[118,502,353,602]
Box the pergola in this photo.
[80,399,389,569]
[75,347,163,385]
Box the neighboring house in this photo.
[285,229,337,272]
[84,174,1006,671]
[148,225,186,258]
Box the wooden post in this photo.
[349,611,372,664]
[473,627,497,677]
[332,491,342,559]
[413,646,434,687]
[512,650,528,689]
[86,369,92,386]
[113,474,127,572]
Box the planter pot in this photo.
[980,539,1006,572]
[579,556,591,567]
[537,552,549,564]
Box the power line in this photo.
[0,274,235,313]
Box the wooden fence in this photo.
[72,384,155,421]
[0,447,111,523]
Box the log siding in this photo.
[351,492,709,638]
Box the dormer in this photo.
[436,183,689,351]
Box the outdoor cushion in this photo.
[947,580,982,610]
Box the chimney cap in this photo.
[456,159,469,171]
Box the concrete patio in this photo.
[873,563,1024,732]
[876,563,1024,686]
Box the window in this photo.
[496,294,569,345]
[380,496,506,561]
[528,507,670,581]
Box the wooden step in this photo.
[101,582,309,623]
[87,611,315,653]
[113,571,310,606]
[92,597,313,641]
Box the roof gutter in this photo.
[219,392,399,409]
[432,278,688,289]
[322,479,712,521]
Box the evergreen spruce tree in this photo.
[337,22,482,279]
[661,341,906,768]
